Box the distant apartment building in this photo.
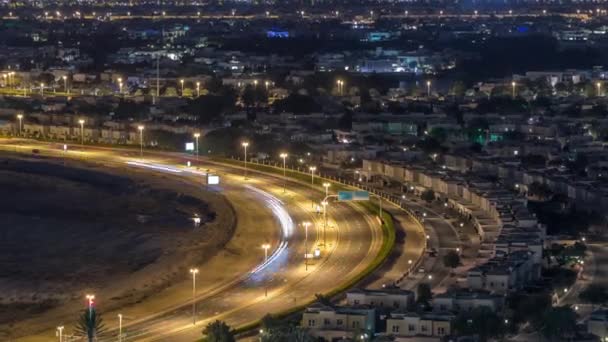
[432,289,505,313]
[467,250,540,294]
[385,312,454,340]
[346,288,415,311]
[301,303,375,341]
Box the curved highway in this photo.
[0,139,384,342]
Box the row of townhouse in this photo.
[362,159,542,246]
[361,158,545,294]
[442,153,608,210]
[303,288,508,341]
[467,250,541,294]
[0,122,140,144]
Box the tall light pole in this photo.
[40,82,44,96]
[262,243,270,262]
[426,80,431,97]
[196,81,200,97]
[62,75,68,94]
[17,114,23,136]
[321,200,328,247]
[138,125,144,158]
[280,152,288,193]
[56,326,64,342]
[86,294,95,319]
[194,133,200,161]
[79,119,85,146]
[180,79,185,96]
[309,166,316,185]
[117,77,123,94]
[265,80,269,91]
[303,221,311,271]
[323,182,330,198]
[597,82,602,97]
[242,141,249,179]
[118,314,123,342]
[189,268,199,325]
[511,81,516,98]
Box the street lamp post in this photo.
[56,326,64,342]
[196,81,200,97]
[303,221,311,271]
[79,119,85,146]
[138,125,144,158]
[180,79,185,96]
[17,114,23,136]
[262,243,270,262]
[242,142,249,179]
[118,314,123,342]
[597,82,602,97]
[117,77,123,94]
[189,268,199,325]
[309,166,316,185]
[426,80,431,97]
[321,200,328,247]
[323,182,330,198]
[62,75,68,94]
[511,81,516,98]
[40,82,44,96]
[194,133,200,161]
[280,152,288,193]
[86,294,95,319]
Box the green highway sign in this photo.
[338,191,370,201]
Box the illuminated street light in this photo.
[196,81,200,97]
[321,200,328,246]
[62,75,68,94]
[336,79,344,95]
[511,81,516,98]
[597,82,602,97]
[138,125,144,158]
[56,326,64,342]
[262,243,270,262]
[17,114,23,136]
[303,221,311,271]
[242,141,249,180]
[426,80,431,97]
[280,152,288,193]
[40,82,44,96]
[79,119,85,146]
[309,166,317,185]
[189,268,199,325]
[85,294,95,318]
[118,314,123,342]
[323,182,331,198]
[180,79,185,96]
[117,77,123,94]
[193,133,200,161]
[265,80,269,91]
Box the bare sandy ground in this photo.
[0,154,236,335]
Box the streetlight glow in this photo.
[309,166,317,185]
[137,125,144,158]
[280,152,288,192]
[190,268,199,325]
[242,141,249,179]
[193,132,200,160]
[262,243,270,262]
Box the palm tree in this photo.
[202,320,235,342]
[74,308,106,342]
